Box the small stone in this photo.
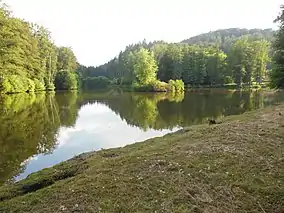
[75,204,79,208]
[60,205,67,211]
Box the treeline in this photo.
[270,5,284,88]
[1,0,279,92]
[78,37,270,88]
[181,28,274,53]
[0,3,78,94]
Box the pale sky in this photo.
[5,0,283,66]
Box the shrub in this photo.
[133,80,185,93]
[9,75,27,93]
[46,83,55,91]
[132,81,167,92]
[82,76,110,89]
[169,80,184,93]
[0,75,37,93]
[152,81,169,92]
[34,79,46,91]
[27,79,35,92]
[0,76,13,93]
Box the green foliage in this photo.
[55,71,78,90]
[227,37,270,87]
[82,76,110,89]
[270,5,284,88]
[81,37,270,89]
[57,47,78,71]
[0,75,38,93]
[224,76,234,84]
[181,28,274,53]
[0,4,78,94]
[46,83,55,91]
[132,83,154,92]
[169,79,185,93]
[27,79,35,92]
[133,79,185,93]
[132,48,158,85]
[152,81,169,92]
[0,77,12,93]
[34,79,46,91]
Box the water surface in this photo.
[0,89,283,185]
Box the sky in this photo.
[5,0,283,66]
[17,103,178,180]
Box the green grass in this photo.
[0,104,284,212]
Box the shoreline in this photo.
[0,103,284,212]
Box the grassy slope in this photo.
[0,104,284,213]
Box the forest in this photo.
[181,28,274,51]
[78,32,271,90]
[0,3,78,94]
[79,7,284,90]
[1,2,284,93]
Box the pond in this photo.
[0,89,283,185]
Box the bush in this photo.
[0,76,13,93]
[46,83,55,91]
[132,80,185,93]
[152,81,169,92]
[169,80,184,93]
[27,79,35,92]
[0,75,38,94]
[82,76,110,89]
[34,79,46,91]
[132,81,167,92]
[9,75,27,93]
[54,70,78,90]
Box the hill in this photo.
[77,28,274,83]
[181,28,275,51]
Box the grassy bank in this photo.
[0,104,284,213]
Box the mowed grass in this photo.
[0,104,284,213]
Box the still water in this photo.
[0,89,283,185]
